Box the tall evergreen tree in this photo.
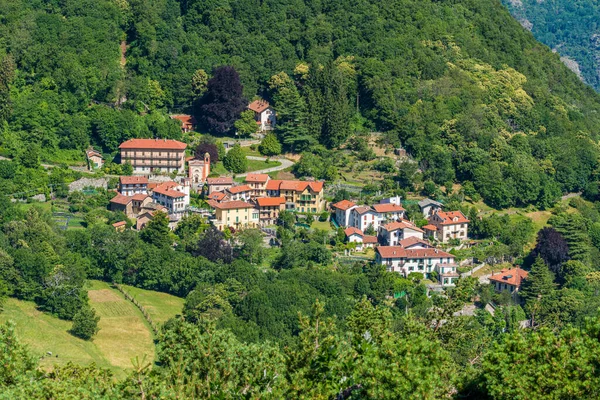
[0,54,15,124]
[321,63,351,148]
[195,66,247,135]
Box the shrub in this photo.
[70,306,100,340]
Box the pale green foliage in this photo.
[223,144,247,173]
[234,109,258,137]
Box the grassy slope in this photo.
[0,281,183,377]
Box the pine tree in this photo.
[0,54,15,124]
[521,257,556,309]
[321,64,351,148]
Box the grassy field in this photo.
[311,220,333,232]
[0,281,158,378]
[120,284,184,325]
[246,158,281,172]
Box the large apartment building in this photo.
[119,138,187,174]
[266,180,325,213]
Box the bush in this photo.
[223,144,247,173]
[319,211,329,222]
[70,306,100,340]
[259,133,282,156]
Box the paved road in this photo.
[236,156,295,177]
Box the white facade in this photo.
[349,208,383,232]
[120,183,147,197]
[378,225,424,246]
[258,108,276,131]
[375,247,457,286]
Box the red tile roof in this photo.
[112,221,127,227]
[132,194,150,201]
[381,221,424,233]
[344,227,364,237]
[433,211,470,225]
[208,192,227,201]
[331,200,356,211]
[256,197,285,207]
[489,268,529,287]
[208,200,255,210]
[363,235,378,244]
[373,203,405,213]
[153,182,186,198]
[120,176,148,185]
[266,179,282,191]
[170,114,196,126]
[398,237,432,248]
[110,193,132,205]
[353,206,374,215]
[265,179,324,193]
[245,173,270,183]
[248,99,271,113]
[422,224,438,231]
[119,138,187,150]
[227,185,253,194]
[207,177,234,185]
[376,246,454,259]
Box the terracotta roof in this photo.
[119,138,187,150]
[422,224,438,231]
[248,99,271,113]
[353,206,374,215]
[132,194,150,201]
[382,221,424,233]
[170,114,196,126]
[266,179,283,191]
[256,197,285,207]
[112,221,127,227]
[227,185,253,194]
[86,149,102,158]
[344,227,364,237]
[120,176,148,185]
[208,192,227,201]
[398,237,432,248]
[489,268,529,287]
[153,182,186,198]
[110,193,132,205]
[245,173,269,183]
[363,235,378,244]
[432,211,470,225]
[208,200,255,210]
[265,179,324,193]
[373,203,405,213]
[331,200,356,211]
[376,246,454,259]
[207,177,234,185]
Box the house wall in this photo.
[421,204,441,218]
[208,183,233,194]
[214,207,259,230]
[439,224,468,242]
[259,108,276,131]
[377,254,455,278]
[120,148,186,174]
[120,183,148,196]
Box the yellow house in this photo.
[265,180,325,213]
[207,200,259,231]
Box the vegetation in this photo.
[70,306,99,340]
[223,144,247,174]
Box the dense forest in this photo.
[502,0,600,91]
[1,0,600,208]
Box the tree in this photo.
[531,227,569,275]
[70,306,100,340]
[18,145,40,169]
[139,211,171,248]
[195,139,220,163]
[0,322,36,387]
[238,229,265,264]
[121,161,133,176]
[223,144,247,173]
[0,54,15,123]
[191,69,208,99]
[192,226,233,263]
[258,133,282,156]
[234,110,258,137]
[195,66,247,135]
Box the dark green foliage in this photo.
[222,144,247,174]
[139,211,171,248]
[70,306,100,340]
[258,133,282,156]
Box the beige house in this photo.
[207,177,234,194]
[489,268,529,294]
[86,148,104,170]
[245,173,270,197]
[119,138,187,174]
[248,100,276,132]
[119,176,148,196]
[266,180,325,213]
[428,211,469,243]
[207,200,259,231]
[109,193,153,219]
[256,197,285,226]
[226,185,253,201]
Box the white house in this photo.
[375,246,458,286]
[428,210,469,243]
[119,176,148,197]
[226,185,253,201]
[151,181,190,218]
[377,220,424,246]
[248,100,276,132]
[372,202,406,222]
[397,236,434,249]
[344,227,377,251]
[331,200,357,227]
[349,206,382,232]
[418,198,443,218]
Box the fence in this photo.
[113,283,159,336]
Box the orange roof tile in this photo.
[344,227,364,237]
[208,200,255,210]
[373,203,405,213]
[398,237,432,248]
[112,221,127,227]
[353,206,374,215]
[208,192,227,201]
[245,173,270,183]
[376,246,454,259]
[132,194,150,201]
[170,114,196,126]
[207,177,234,185]
[227,185,253,194]
[489,268,529,287]
[119,176,148,185]
[119,138,187,150]
[331,200,356,211]
[266,179,283,190]
[432,211,470,225]
[382,221,424,233]
[256,197,285,207]
[152,182,186,198]
[248,99,271,113]
[110,193,132,205]
[422,224,438,231]
[363,235,378,244]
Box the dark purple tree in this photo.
[532,227,569,274]
[195,141,219,163]
[191,226,233,263]
[195,66,247,135]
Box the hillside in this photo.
[502,0,600,91]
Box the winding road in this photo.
[237,156,295,177]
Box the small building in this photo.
[119,138,187,174]
[207,191,228,203]
[248,100,276,132]
[112,221,127,232]
[349,206,381,232]
[397,236,434,249]
[422,224,438,240]
[428,210,469,243]
[331,200,357,227]
[372,203,406,222]
[377,220,424,246]
[344,227,377,251]
[265,180,325,213]
[418,198,443,218]
[207,177,234,195]
[489,267,529,294]
[226,185,253,201]
[189,152,211,188]
[170,114,196,133]
[119,176,148,197]
[245,173,270,197]
[255,197,285,226]
[151,181,190,217]
[208,200,259,231]
[86,148,104,170]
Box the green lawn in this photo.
[311,220,333,232]
[120,284,184,325]
[246,159,281,172]
[0,281,156,378]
